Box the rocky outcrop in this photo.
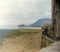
[40,41,60,52]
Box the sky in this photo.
[0,0,51,29]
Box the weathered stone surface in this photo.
[52,0,60,38]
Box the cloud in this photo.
[0,0,51,28]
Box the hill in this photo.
[30,18,51,27]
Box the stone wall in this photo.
[52,0,60,39]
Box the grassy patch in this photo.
[7,29,41,37]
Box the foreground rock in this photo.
[40,41,60,52]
